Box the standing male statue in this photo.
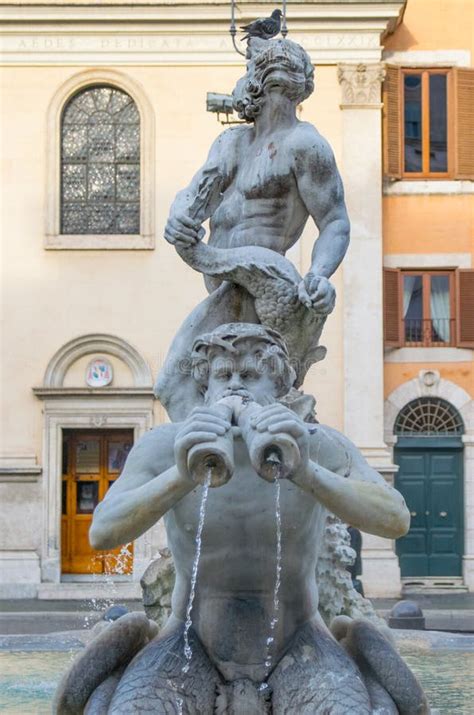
[156,38,350,420]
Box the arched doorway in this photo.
[394,397,464,579]
[34,333,158,587]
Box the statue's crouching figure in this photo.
[54,324,428,715]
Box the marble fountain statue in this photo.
[54,36,430,714]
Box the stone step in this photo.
[378,608,474,633]
[37,582,142,600]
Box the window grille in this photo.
[61,85,140,235]
[394,398,464,437]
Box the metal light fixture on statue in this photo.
[206,2,289,124]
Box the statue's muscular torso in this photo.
[151,424,347,681]
[207,122,317,256]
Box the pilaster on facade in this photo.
[337,59,400,595]
[338,62,385,108]
[337,60,392,457]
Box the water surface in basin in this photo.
[0,651,75,714]
[0,645,473,713]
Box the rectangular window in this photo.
[76,481,99,514]
[402,69,450,178]
[383,66,474,181]
[402,271,454,346]
[384,268,474,349]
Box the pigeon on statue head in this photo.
[240,9,283,41]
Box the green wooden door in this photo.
[394,442,463,577]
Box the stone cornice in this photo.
[0,2,406,65]
[0,467,42,482]
[0,3,407,28]
[0,455,42,482]
[33,387,155,398]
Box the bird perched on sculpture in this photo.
[240,9,283,41]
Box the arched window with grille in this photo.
[394,397,464,437]
[61,85,140,235]
[46,70,154,249]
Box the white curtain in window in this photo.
[430,278,450,342]
[403,276,418,317]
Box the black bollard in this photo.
[103,604,129,622]
[388,600,425,630]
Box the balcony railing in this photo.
[403,318,456,347]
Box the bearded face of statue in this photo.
[232,38,315,122]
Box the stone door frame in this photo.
[34,333,157,584]
[385,371,474,590]
[38,396,154,584]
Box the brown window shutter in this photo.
[456,269,474,348]
[454,68,474,179]
[383,65,402,179]
[384,268,402,347]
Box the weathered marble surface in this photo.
[53,613,158,714]
[155,37,347,421]
[141,517,384,631]
[81,323,417,712]
[54,34,428,715]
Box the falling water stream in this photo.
[83,543,133,631]
[259,475,283,692]
[177,455,285,707]
[177,470,212,714]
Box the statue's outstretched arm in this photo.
[298,459,409,539]
[296,428,410,539]
[164,128,238,247]
[89,425,193,550]
[293,129,350,314]
[294,131,350,277]
[248,404,409,539]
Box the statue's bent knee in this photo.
[108,626,220,714]
[269,622,372,715]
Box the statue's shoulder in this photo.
[131,423,179,462]
[310,424,354,475]
[139,422,179,441]
[215,124,252,149]
[290,122,334,161]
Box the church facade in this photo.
[0,0,472,599]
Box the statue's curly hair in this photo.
[233,38,315,123]
[190,322,296,397]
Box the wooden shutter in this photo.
[384,268,402,347]
[383,65,402,179]
[456,269,474,348]
[454,68,474,179]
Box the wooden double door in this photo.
[61,430,134,575]
[395,441,463,578]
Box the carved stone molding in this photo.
[0,455,42,483]
[90,415,108,427]
[39,333,153,388]
[0,1,408,65]
[418,369,441,392]
[384,376,473,445]
[338,63,385,107]
[39,400,154,584]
